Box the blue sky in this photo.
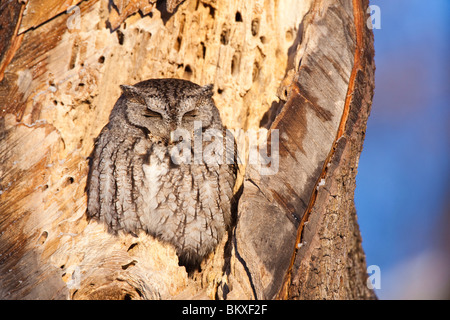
[355,0,450,299]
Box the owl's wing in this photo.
[87,121,150,234]
[86,126,108,220]
[86,126,118,227]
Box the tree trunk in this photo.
[0,0,376,300]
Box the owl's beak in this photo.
[169,127,190,146]
[168,122,178,144]
[169,130,185,145]
[169,131,176,145]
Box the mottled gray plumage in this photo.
[86,78,236,269]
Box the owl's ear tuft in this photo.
[200,83,214,98]
[120,85,146,104]
[120,85,139,96]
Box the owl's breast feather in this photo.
[142,147,169,211]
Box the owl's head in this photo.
[117,78,222,144]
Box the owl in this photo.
[86,78,237,270]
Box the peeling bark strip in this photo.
[276,0,368,299]
[282,0,375,300]
[0,0,374,299]
[233,0,375,300]
[338,0,365,139]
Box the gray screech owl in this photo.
[86,78,237,269]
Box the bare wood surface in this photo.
[18,0,82,34]
[0,0,375,299]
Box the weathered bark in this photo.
[0,0,375,299]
